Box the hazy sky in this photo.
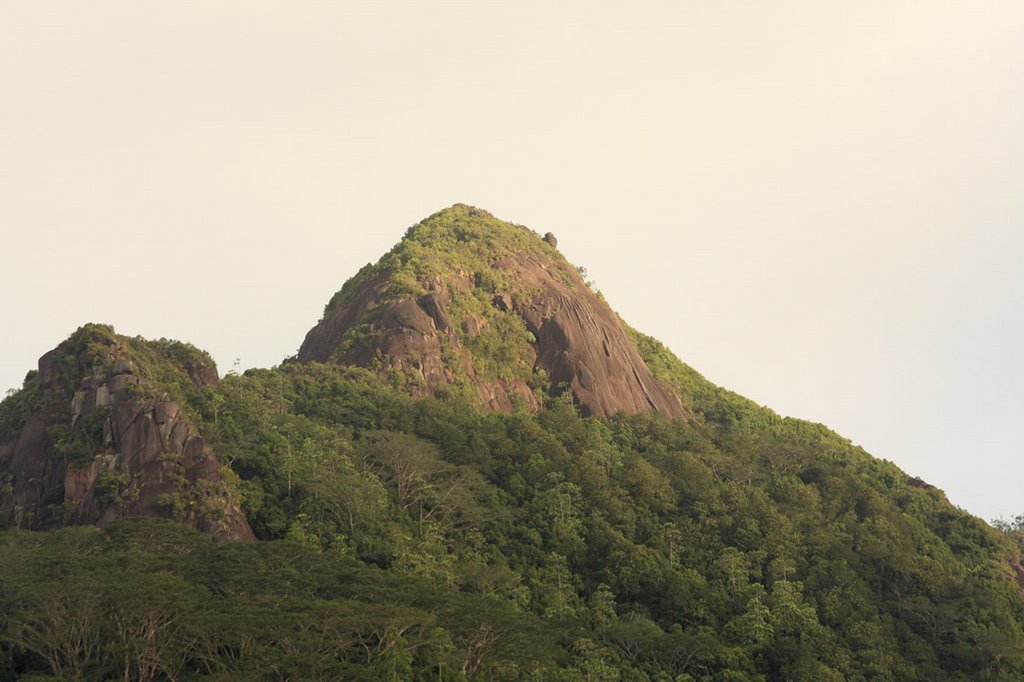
[2,2,1022,522]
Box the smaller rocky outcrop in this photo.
[0,325,253,541]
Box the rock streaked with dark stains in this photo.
[504,251,685,418]
[0,329,254,541]
[4,410,53,527]
[298,211,687,419]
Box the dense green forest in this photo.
[2,209,1023,679]
[3,335,1023,680]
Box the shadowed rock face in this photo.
[0,328,253,541]
[298,207,687,419]
[503,251,685,418]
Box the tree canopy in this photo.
[3,346,1022,680]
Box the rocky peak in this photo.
[298,205,687,419]
[0,324,253,541]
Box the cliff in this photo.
[0,324,253,541]
[298,204,686,418]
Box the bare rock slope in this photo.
[299,204,686,419]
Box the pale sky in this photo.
[2,2,1022,523]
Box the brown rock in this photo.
[1011,557,1024,591]
[3,410,55,524]
[37,348,60,388]
[493,293,513,312]
[111,359,134,375]
[0,329,253,541]
[297,213,686,419]
[109,373,144,393]
[186,363,219,390]
[154,401,180,425]
[503,252,684,417]
[461,316,485,339]
[419,291,452,331]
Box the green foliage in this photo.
[92,469,129,509]
[3,314,1024,678]
[60,323,119,375]
[122,335,217,414]
[72,324,214,412]
[147,357,1024,679]
[325,205,565,316]
[48,407,112,468]
[0,370,42,445]
[322,205,567,390]
[0,519,559,681]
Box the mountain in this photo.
[1,206,1023,681]
[0,324,252,540]
[298,204,685,418]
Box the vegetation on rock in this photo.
[307,205,565,399]
[0,324,249,539]
[299,205,684,417]
[1,208,1023,680]
[5,350,1022,679]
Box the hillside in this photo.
[298,204,685,418]
[0,324,252,540]
[1,206,1023,680]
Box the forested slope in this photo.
[3,348,1022,679]
[2,205,1023,680]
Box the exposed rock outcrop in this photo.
[298,205,687,419]
[0,325,253,541]
[1011,557,1024,592]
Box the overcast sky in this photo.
[2,1,1022,523]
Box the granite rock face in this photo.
[0,327,253,541]
[298,206,687,419]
